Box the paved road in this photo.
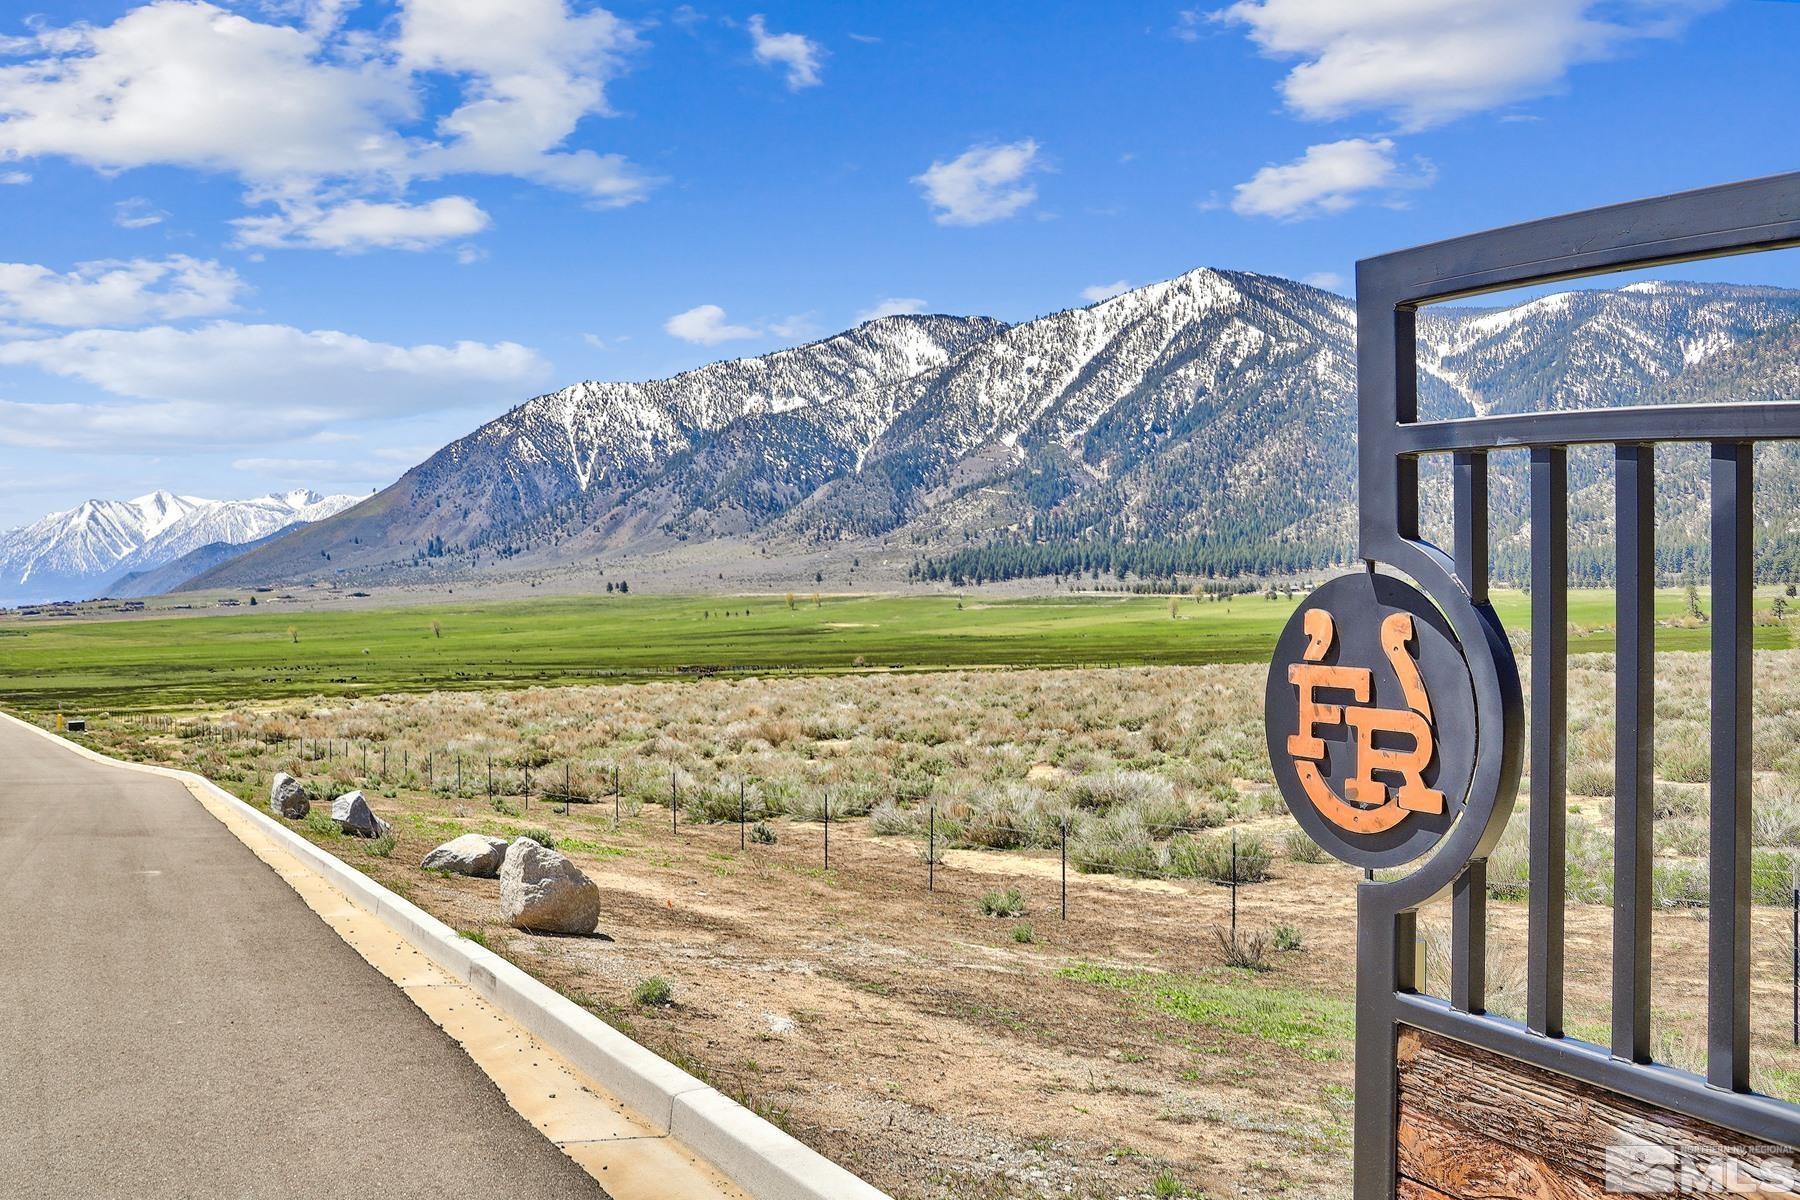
[0,717,606,1199]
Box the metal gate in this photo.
[1271,172,1800,1197]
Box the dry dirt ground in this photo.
[213,787,1799,1200]
[57,655,1800,1200]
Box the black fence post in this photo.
[614,764,621,824]
[1230,830,1239,942]
[739,780,746,851]
[928,805,936,893]
[487,754,493,803]
[563,763,572,816]
[1792,884,1798,1047]
[824,790,830,869]
[670,766,677,834]
[1061,819,1068,921]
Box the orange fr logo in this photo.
[1287,608,1444,833]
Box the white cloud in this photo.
[230,455,388,484]
[1302,270,1345,291]
[1081,280,1133,303]
[1231,138,1431,220]
[0,321,548,448]
[748,14,824,90]
[394,0,658,205]
[0,2,413,181]
[232,195,491,252]
[913,139,1042,226]
[0,170,29,185]
[857,297,927,322]
[0,0,657,248]
[770,313,822,339]
[0,256,245,327]
[1215,0,1722,130]
[112,197,168,228]
[664,304,758,345]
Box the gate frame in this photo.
[1352,172,1800,1197]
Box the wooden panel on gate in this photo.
[1396,1028,1797,1199]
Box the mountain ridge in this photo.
[0,488,362,605]
[156,268,1800,595]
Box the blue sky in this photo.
[0,0,1794,526]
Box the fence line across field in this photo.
[123,714,1800,1047]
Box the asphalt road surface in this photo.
[0,717,607,1199]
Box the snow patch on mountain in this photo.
[0,488,362,604]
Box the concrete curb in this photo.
[2,712,892,1200]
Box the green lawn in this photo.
[0,586,1791,713]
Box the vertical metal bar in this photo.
[928,805,936,892]
[1392,309,1420,544]
[1452,449,1489,1014]
[739,780,746,850]
[1397,909,1422,994]
[1354,895,1402,1200]
[824,790,830,869]
[1060,819,1068,921]
[1792,884,1797,1048]
[1528,445,1567,1038]
[1451,862,1486,1013]
[1614,443,1655,1063]
[1452,450,1489,604]
[1709,440,1753,1092]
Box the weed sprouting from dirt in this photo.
[633,976,675,1007]
[979,886,1027,918]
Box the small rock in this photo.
[500,839,600,934]
[330,791,390,839]
[422,834,508,878]
[269,772,309,820]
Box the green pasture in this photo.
[0,586,1791,713]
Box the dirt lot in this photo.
[219,786,1797,1200]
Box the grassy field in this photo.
[0,585,1793,712]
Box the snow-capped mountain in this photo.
[190,270,1800,592]
[0,489,361,604]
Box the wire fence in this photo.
[104,713,1800,1055]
